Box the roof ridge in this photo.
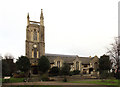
[45,53,77,57]
[79,56,94,58]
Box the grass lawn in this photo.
[2,77,120,87]
[69,79,120,86]
[1,85,62,87]
[2,77,24,83]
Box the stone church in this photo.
[26,9,99,76]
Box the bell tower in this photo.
[25,9,45,66]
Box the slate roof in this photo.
[45,53,77,63]
[79,57,93,64]
[45,53,77,57]
[45,53,93,64]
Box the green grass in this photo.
[2,77,120,87]
[69,79,120,86]
[1,85,62,87]
[0,78,2,82]
[2,78,24,83]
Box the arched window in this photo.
[94,62,98,71]
[76,61,79,70]
[33,30,37,40]
[34,48,37,58]
[32,49,34,58]
[57,61,60,68]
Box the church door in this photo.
[32,66,38,74]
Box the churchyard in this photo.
[1,55,120,87]
[2,76,120,87]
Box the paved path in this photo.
[2,82,106,87]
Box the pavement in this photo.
[2,82,107,87]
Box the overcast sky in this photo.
[0,0,118,59]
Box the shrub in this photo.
[100,70,109,79]
[73,70,80,75]
[107,72,115,79]
[41,74,49,81]
[115,71,120,79]
[13,72,25,78]
[63,77,67,82]
[49,67,60,76]
[69,71,73,76]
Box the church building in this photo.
[25,9,99,76]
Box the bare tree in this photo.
[107,37,120,70]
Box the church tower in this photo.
[25,9,45,66]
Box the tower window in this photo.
[33,30,37,40]
[34,48,37,58]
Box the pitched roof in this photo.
[79,57,93,64]
[45,53,77,63]
[45,53,77,57]
[45,53,94,64]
